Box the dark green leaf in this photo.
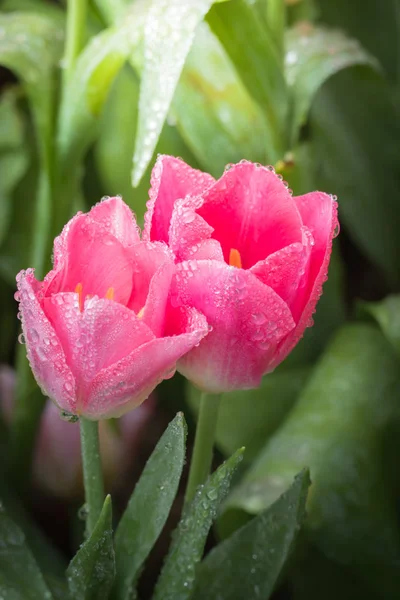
[132,0,217,185]
[207,0,287,160]
[0,477,66,578]
[0,501,54,600]
[285,23,378,146]
[113,412,187,600]
[171,22,270,176]
[152,448,244,600]
[0,12,63,156]
[317,0,400,88]
[66,495,115,600]
[187,368,309,461]
[193,469,310,600]
[225,324,400,597]
[310,67,400,284]
[0,88,29,245]
[362,295,400,360]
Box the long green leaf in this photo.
[0,12,63,156]
[225,324,400,598]
[193,469,310,600]
[132,0,217,186]
[113,412,187,600]
[152,448,244,600]
[207,0,287,160]
[285,23,379,146]
[171,22,270,175]
[66,495,115,600]
[0,502,54,600]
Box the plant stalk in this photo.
[80,417,105,536]
[185,391,221,505]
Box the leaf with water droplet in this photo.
[113,412,187,600]
[132,0,217,186]
[192,470,310,600]
[285,22,379,147]
[66,495,115,600]
[152,447,244,600]
[0,499,55,599]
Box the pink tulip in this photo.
[15,197,208,418]
[0,365,154,498]
[145,156,338,392]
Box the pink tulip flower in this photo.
[144,156,338,392]
[0,365,154,498]
[15,197,208,419]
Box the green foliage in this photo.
[113,413,187,600]
[152,448,244,600]
[67,496,115,600]
[0,502,54,599]
[224,324,400,598]
[193,470,310,600]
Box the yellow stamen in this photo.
[137,306,145,319]
[229,248,242,269]
[75,282,84,312]
[105,287,115,301]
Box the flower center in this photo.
[75,283,115,312]
[229,248,242,269]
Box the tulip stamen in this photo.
[75,282,84,312]
[105,287,115,301]
[229,248,242,269]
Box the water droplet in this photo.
[59,410,78,423]
[18,333,25,344]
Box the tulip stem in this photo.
[80,417,104,536]
[185,391,221,505]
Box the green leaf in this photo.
[0,12,63,157]
[0,477,66,578]
[171,22,270,176]
[0,89,29,246]
[66,495,115,600]
[95,65,201,224]
[207,0,287,160]
[113,412,187,600]
[362,295,400,360]
[310,66,400,284]
[285,23,379,146]
[0,502,54,600]
[225,324,400,598]
[132,0,217,186]
[152,448,244,600]
[187,368,309,461]
[192,469,310,600]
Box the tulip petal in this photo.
[44,294,155,409]
[144,155,215,243]
[273,192,338,366]
[169,196,224,262]
[127,241,174,317]
[16,269,76,413]
[250,227,313,319]
[197,161,303,269]
[172,260,295,392]
[45,215,134,305]
[88,196,140,246]
[85,305,209,418]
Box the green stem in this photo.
[266,0,286,63]
[62,0,87,87]
[185,391,221,505]
[80,417,104,536]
